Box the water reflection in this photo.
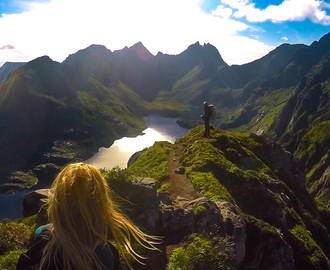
[85,115,189,169]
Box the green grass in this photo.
[128,141,172,189]
[166,234,235,270]
[186,170,232,202]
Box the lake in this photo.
[85,114,189,169]
[0,114,189,220]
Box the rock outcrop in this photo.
[23,189,48,217]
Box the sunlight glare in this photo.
[115,128,167,153]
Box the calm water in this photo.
[0,190,30,220]
[0,115,189,220]
[85,114,189,169]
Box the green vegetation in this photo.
[155,67,211,106]
[101,166,132,198]
[290,225,330,269]
[0,215,37,270]
[166,234,235,270]
[128,142,172,190]
[77,79,146,139]
[295,121,330,181]
[2,171,38,194]
[186,170,232,202]
[193,205,207,218]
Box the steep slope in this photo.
[0,56,146,186]
[218,43,307,89]
[270,52,330,185]
[220,33,330,135]
[268,32,330,89]
[62,44,112,87]
[0,62,26,82]
[156,42,306,120]
[127,126,330,269]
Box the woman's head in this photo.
[48,163,112,245]
[43,162,161,270]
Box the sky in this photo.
[0,0,330,67]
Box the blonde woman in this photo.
[16,163,161,270]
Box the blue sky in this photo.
[0,0,330,67]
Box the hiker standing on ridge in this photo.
[201,101,212,138]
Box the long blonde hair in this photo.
[40,163,160,270]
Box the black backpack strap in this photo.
[16,225,51,270]
[108,243,120,270]
[94,242,120,270]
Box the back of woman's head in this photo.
[42,163,161,270]
[48,163,112,245]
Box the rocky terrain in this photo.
[2,126,328,269]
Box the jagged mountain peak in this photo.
[119,41,154,61]
[181,41,228,67]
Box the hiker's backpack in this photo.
[209,104,217,120]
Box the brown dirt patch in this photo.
[166,144,200,201]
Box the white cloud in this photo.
[221,0,330,25]
[212,5,233,18]
[0,0,275,66]
[282,36,289,41]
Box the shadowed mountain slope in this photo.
[0,62,26,82]
[0,55,146,183]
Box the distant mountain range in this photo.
[0,33,329,202]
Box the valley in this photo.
[0,33,329,269]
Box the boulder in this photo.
[217,201,246,265]
[160,205,194,236]
[127,149,147,167]
[127,178,159,232]
[23,189,49,217]
[158,191,172,205]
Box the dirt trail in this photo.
[166,144,200,201]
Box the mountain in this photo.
[153,42,306,112]
[0,55,146,187]
[0,62,25,82]
[270,51,330,186]
[270,32,330,89]
[215,33,330,212]
[62,40,302,106]
[0,35,329,195]
[222,43,307,89]
[63,41,228,102]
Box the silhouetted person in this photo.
[16,163,161,270]
[201,101,212,137]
